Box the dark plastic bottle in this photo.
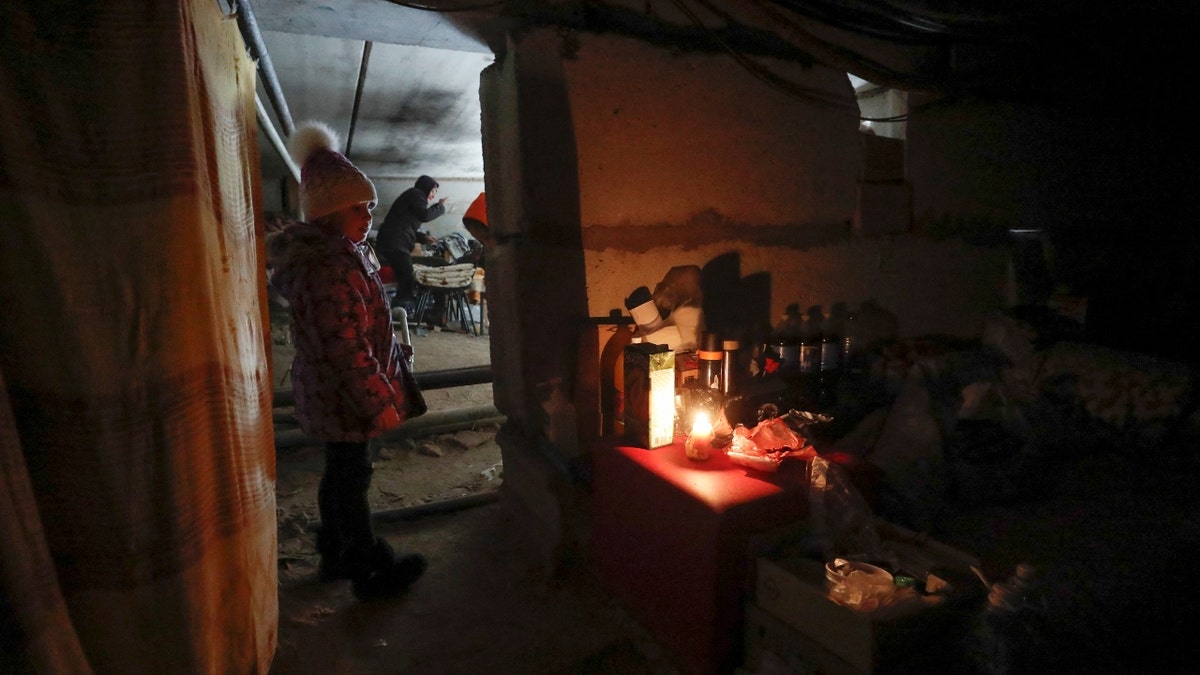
[841,305,861,376]
[600,322,635,436]
[797,307,823,406]
[766,304,801,379]
[818,310,842,410]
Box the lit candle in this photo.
[685,412,714,461]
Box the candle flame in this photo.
[691,411,713,435]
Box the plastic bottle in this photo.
[798,307,822,403]
[820,311,842,375]
[818,310,841,409]
[841,305,862,376]
[767,306,801,379]
[600,322,635,436]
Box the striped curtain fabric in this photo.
[0,1,277,672]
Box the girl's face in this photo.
[334,201,375,243]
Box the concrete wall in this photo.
[564,33,1008,342]
[480,28,1014,570]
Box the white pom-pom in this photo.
[287,121,341,166]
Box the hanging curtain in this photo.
[0,1,277,672]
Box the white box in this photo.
[744,603,865,675]
[754,521,981,673]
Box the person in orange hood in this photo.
[461,191,492,263]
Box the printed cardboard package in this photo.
[624,343,675,448]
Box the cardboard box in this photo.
[623,343,675,448]
[744,603,864,675]
[754,521,982,673]
[675,349,699,387]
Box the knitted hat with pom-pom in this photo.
[287,121,377,221]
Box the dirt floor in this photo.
[269,305,502,572]
[267,307,680,674]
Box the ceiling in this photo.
[246,0,507,189]
[243,0,1192,198]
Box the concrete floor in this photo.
[270,495,682,675]
[269,325,683,675]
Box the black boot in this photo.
[347,537,427,601]
[316,526,351,582]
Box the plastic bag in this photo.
[808,455,883,563]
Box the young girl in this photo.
[271,121,426,600]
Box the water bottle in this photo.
[818,310,842,409]
[798,306,822,405]
[766,305,801,379]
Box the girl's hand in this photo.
[374,405,402,430]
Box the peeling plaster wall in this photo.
[567,35,858,229]
[481,26,1016,573]
[564,33,1007,339]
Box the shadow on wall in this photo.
[701,251,772,348]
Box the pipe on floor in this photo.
[273,365,493,408]
[304,491,501,532]
[274,404,505,448]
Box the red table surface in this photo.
[589,439,811,675]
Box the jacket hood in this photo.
[269,222,347,304]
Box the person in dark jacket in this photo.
[376,174,447,310]
[273,120,427,601]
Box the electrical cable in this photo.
[681,0,912,121]
[667,0,857,114]
[765,0,1030,43]
[859,114,907,123]
[381,0,507,12]
[744,0,943,93]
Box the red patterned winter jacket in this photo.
[270,222,421,441]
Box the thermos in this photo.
[697,333,723,391]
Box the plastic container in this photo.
[825,558,895,609]
[625,286,664,335]
[600,322,635,436]
[766,305,802,377]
